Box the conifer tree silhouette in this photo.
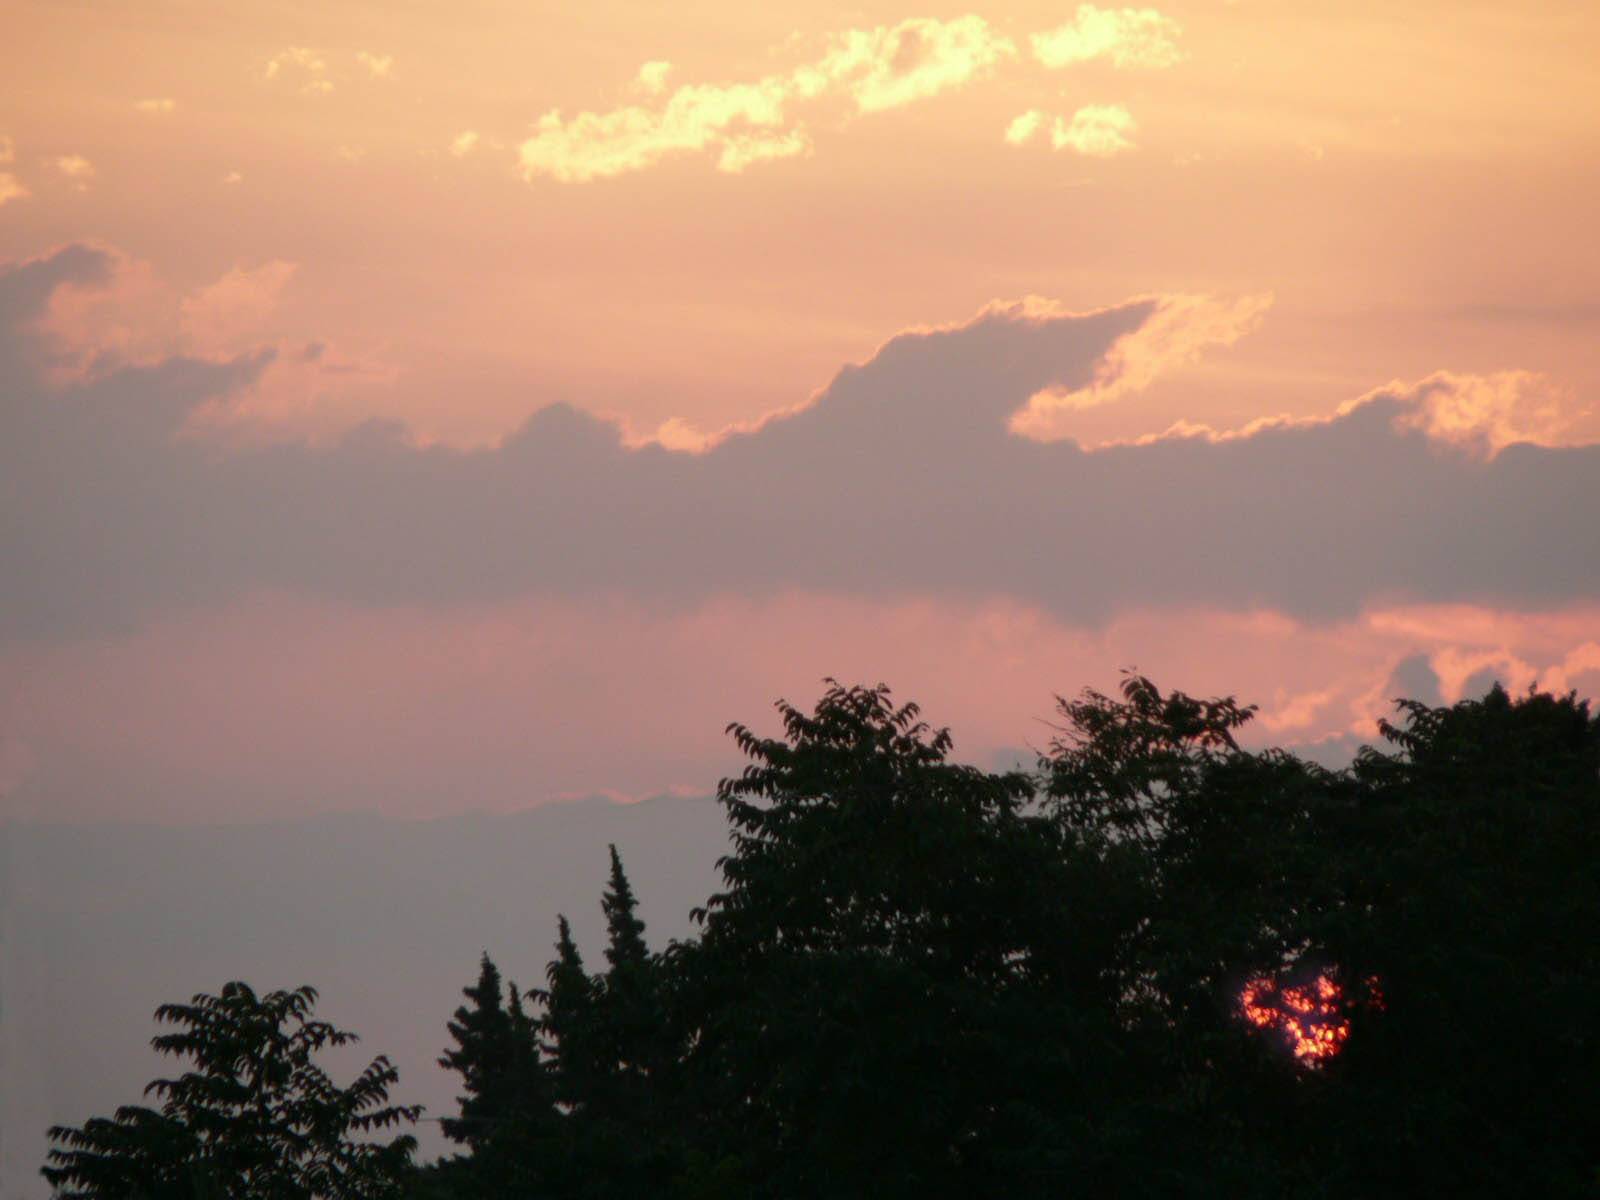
[438,954,548,1152]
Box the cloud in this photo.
[1083,369,1583,457]
[1010,291,1272,435]
[0,243,116,361]
[1006,104,1141,155]
[1005,109,1045,145]
[634,61,673,95]
[1390,370,1585,458]
[1382,652,1443,708]
[521,77,801,182]
[716,129,811,173]
[816,15,1016,113]
[2,242,392,441]
[266,47,394,92]
[450,131,480,157]
[1031,4,1185,70]
[55,154,96,187]
[178,260,298,350]
[0,139,24,206]
[1257,684,1337,733]
[13,243,200,377]
[1051,103,1138,155]
[1361,607,1600,709]
[520,9,1158,182]
[266,45,326,80]
[136,98,176,114]
[6,586,1597,824]
[3,242,1597,644]
[1543,641,1600,696]
[223,170,243,184]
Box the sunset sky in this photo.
[4,0,1599,821]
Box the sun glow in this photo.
[1240,971,1383,1066]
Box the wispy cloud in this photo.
[633,61,673,95]
[521,77,803,182]
[815,15,1017,113]
[356,51,393,78]
[1004,109,1045,145]
[1031,4,1184,69]
[520,8,1177,182]
[266,46,395,91]
[450,131,480,157]
[54,154,96,188]
[1052,104,1138,155]
[135,98,176,114]
[1005,103,1140,156]
[265,45,326,80]
[0,137,23,206]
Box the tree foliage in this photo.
[1318,684,1600,1196]
[437,954,547,1152]
[667,681,1135,1198]
[43,983,419,1200]
[50,677,1600,1199]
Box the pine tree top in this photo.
[602,843,649,969]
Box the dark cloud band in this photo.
[3,244,1596,642]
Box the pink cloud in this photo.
[179,260,299,351]
[1073,370,1597,457]
[1390,369,1587,458]
[1008,291,1273,438]
[10,244,397,443]
[5,591,1595,822]
[6,244,1598,647]
[24,242,171,380]
[25,244,289,377]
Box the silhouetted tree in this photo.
[1313,684,1600,1197]
[539,915,598,1112]
[515,854,679,1198]
[601,844,648,971]
[78,677,1592,1200]
[1042,674,1343,1195]
[414,955,556,1199]
[43,982,419,1200]
[437,954,548,1152]
[668,681,1138,1199]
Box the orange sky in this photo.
[3,0,1598,819]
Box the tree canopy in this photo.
[47,677,1600,1199]
[43,983,420,1200]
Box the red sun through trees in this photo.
[1239,971,1384,1066]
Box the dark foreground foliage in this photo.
[42,983,420,1200]
[47,679,1600,1198]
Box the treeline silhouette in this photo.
[44,678,1600,1198]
